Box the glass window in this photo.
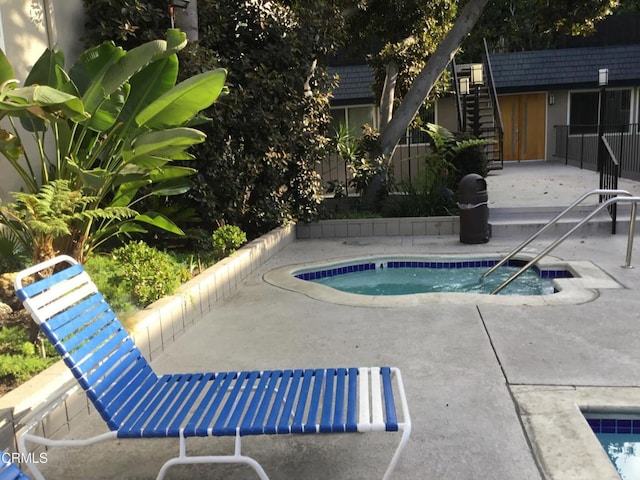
[569,91,599,134]
[602,89,631,132]
[347,106,375,134]
[569,89,632,135]
[329,108,346,135]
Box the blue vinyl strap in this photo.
[264,370,292,434]
[195,372,237,436]
[291,369,314,433]
[381,367,398,431]
[304,369,325,433]
[164,373,215,437]
[332,368,347,432]
[277,369,303,434]
[17,263,84,300]
[319,369,336,433]
[183,373,227,437]
[211,372,248,435]
[223,371,260,435]
[346,368,359,432]
[249,371,282,435]
[239,371,273,435]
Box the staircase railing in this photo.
[486,191,640,295]
[600,135,620,233]
[451,59,464,132]
[482,39,504,168]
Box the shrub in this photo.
[84,255,137,316]
[112,242,189,307]
[0,327,56,385]
[212,225,247,260]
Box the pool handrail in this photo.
[482,189,632,280]
[491,195,640,294]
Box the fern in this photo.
[1,180,138,262]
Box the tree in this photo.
[461,0,623,59]
[0,30,227,262]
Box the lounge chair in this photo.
[0,453,32,480]
[15,255,411,480]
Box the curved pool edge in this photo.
[263,253,623,307]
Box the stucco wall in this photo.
[0,0,84,201]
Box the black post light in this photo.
[597,68,609,175]
[470,64,483,137]
[168,0,190,28]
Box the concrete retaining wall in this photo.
[296,216,460,239]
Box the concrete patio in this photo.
[23,161,640,479]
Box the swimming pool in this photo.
[295,258,566,296]
[586,415,640,480]
[264,254,620,306]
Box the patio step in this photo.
[489,205,634,238]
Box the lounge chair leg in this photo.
[382,424,411,480]
[156,430,270,480]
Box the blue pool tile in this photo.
[632,420,640,434]
[617,419,632,433]
[602,419,617,434]
[587,418,601,433]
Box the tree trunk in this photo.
[174,1,199,41]
[378,0,490,160]
[379,60,398,130]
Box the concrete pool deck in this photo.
[30,161,640,479]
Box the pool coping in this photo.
[513,385,640,480]
[263,253,624,307]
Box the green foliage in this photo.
[0,230,28,274]
[84,255,138,316]
[0,327,56,385]
[112,241,189,307]
[212,225,247,260]
[0,30,227,262]
[82,0,170,50]
[462,0,622,59]
[422,123,491,186]
[1,180,136,264]
[0,354,55,384]
[183,0,338,237]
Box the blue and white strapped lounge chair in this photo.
[0,453,31,480]
[15,255,411,480]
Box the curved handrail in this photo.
[482,189,632,279]
[491,195,640,294]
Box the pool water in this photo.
[587,417,640,480]
[297,260,563,296]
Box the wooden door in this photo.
[499,93,546,161]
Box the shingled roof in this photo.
[328,65,375,105]
[489,44,640,93]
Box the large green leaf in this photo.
[69,42,125,114]
[135,69,227,129]
[149,166,196,182]
[135,212,184,235]
[88,82,130,131]
[102,30,186,97]
[117,55,179,128]
[6,85,88,122]
[0,49,15,84]
[24,49,64,88]
[111,180,151,207]
[123,128,206,162]
[151,178,193,196]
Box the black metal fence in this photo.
[554,124,640,181]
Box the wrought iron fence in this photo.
[554,124,640,181]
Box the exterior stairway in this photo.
[456,63,503,170]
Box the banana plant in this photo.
[0,29,227,262]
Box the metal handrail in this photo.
[482,189,632,279]
[491,195,640,295]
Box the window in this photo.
[329,106,376,136]
[569,89,632,135]
[569,91,599,134]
